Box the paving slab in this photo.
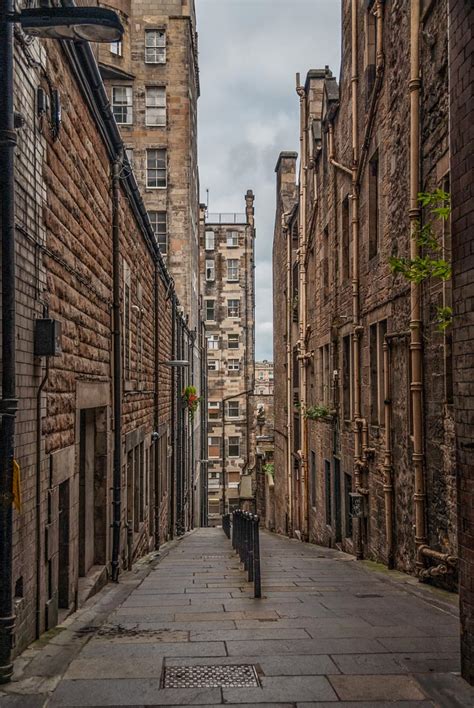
[328,674,428,701]
[222,676,338,703]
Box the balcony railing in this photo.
[206,213,247,225]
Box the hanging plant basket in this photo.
[182,386,201,421]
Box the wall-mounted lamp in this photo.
[13,7,124,43]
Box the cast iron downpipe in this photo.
[153,262,161,549]
[35,357,50,639]
[111,156,122,582]
[0,0,18,684]
[169,296,177,538]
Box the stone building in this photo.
[0,16,195,678]
[255,360,274,395]
[273,0,457,584]
[201,194,256,522]
[449,0,474,686]
[254,393,275,530]
[97,0,204,526]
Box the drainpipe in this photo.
[284,217,293,536]
[296,75,309,540]
[153,262,160,549]
[111,155,123,582]
[382,336,394,568]
[0,0,18,683]
[408,0,427,574]
[35,357,50,639]
[350,0,364,560]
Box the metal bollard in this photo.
[248,514,254,583]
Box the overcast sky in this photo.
[196,0,341,361]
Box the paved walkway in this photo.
[4,528,474,707]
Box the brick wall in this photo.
[449,0,474,685]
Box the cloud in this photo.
[197,0,341,360]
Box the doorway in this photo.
[58,479,70,608]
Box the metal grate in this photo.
[162,664,260,688]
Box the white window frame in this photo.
[146,148,167,188]
[112,86,133,125]
[208,437,221,459]
[227,231,239,247]
[149,211,167,254]
[205,299,215,322]
[145,87,166,126]
[205,231,215,250]
[227,259,239,282]
[208,401,221,419]
[227,334,239,349]
[228,436,240,458]
[227,299,240,318]
[110,40,123,56]
[227,401,240,418]
[206,259,215,282]
[208,359,219,371]
[145,29,166,64]
[227,359,240,372]
[207,335,219,350]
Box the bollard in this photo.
[253,515,261,598]
[248,514,254,583]
[223,508,262,599]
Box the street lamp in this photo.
[0,1,124,685]
[221,389,252,517]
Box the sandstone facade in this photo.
[201,195,256,521]
[273,0,457,585]
[4,22,195,665]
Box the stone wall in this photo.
[449,0,474,685]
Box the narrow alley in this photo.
[4,528,473,707]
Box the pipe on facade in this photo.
[153,262,161,549]
[296,77,309,540]
[0,0,18,683]
[111,155,123,582]
[383,336,395,568]
[284,216,293,536]
[328,123,353,177]
[34,357,50,639]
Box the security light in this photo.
[18,7,124,43]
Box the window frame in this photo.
[146,148,167,188]
[145,86,166,127]
[145,29,166,64]
[206,259,215,282]
[227,401,240,419]
[205,231,215,250]
[227,334,239,349]
[228,436,240,458]
[227,299,240,318]
[205,299,216,322]
[112,85,133,125]
[148,211,167,254]
[227,258,239,282]
[227,358,240,372]
[207,335,219,351]
[226,230,239,247]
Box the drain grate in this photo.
[355,593,383,598]
[162,664,260,688]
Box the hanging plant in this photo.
[304,404,332,421]
[182,386,201,420]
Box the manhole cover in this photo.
[162,664,260,688]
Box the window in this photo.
[227,259,239,281]
[123,259,131,378]
[344,472,353,538]
[125,148,134,168]
[208,401,220,420]
[370,319,387,425]
[110,40,122,56]
[208,359,219,372]
[325,459,332,526]
[342,196,350,281]
[208,437,221,459]
[228,359,240,372]
[322,343,330,405]
[227,401,239,418]
[206,259,215,282]
[112,86,132,125]
[149,211,167,254]
[227,299,240,318]
[228,437,240,457]
[310,451,317,508]
[323,226,329,294]
[145,29,166,63]
[207,335,219,350]
[227,231,239,247]
[342,335,352,421]
[368,151,379,259]
[364,2,377,101]
[146,149,166,188]
[205,231,215,250]
[146,87,166,126]
[205,300,215,321]
[228,334,239,349]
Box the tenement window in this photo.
[208,437,221,459]
[205,231,215,250]
[146,149,166,188]
[145,87,166,126]
[227,231,239,247]
[227,401,240,418]
[227,299,240,318]
[112,86,133,124]
[368,150,380,259]
[110,41,122,56]
[149,211,167,254]
[207,334,219,350]
[227,259,239,281]
[208,359,219,372]
[205,300,215,321]
[369,319,387,425]
[227,359,240,372]
[145,30,166,63]
[228,437,240,457]
[208,401,220,420]
[228,334,239,349]
[206,259,215,281]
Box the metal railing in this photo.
[223,510,261,598]
[206,213,247,224]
